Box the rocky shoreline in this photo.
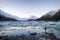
[0,32,60,40]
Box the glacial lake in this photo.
[0,21,60,38]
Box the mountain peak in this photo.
[47,10,59,16]
[35,9,60,21]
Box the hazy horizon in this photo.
[0,0,60,18]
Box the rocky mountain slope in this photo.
[35,9,60,21]
[0,10,18,21]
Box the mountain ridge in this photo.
[35,9,60,21]
[0,9,18,21]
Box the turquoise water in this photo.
[0,21,60,38]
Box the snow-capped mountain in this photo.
[0,10,21,20]
[27,16,38,21]
[28,16,38,19]
[0,9,18,21]
[35,9,60,21]
[18,16,38,20]
[46,10,58,16]
[0,9,38,21]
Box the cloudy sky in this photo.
[0,0,60,18]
